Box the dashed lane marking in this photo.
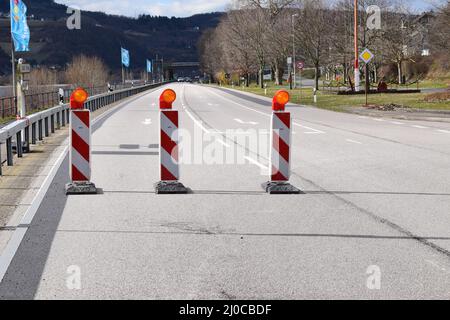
[346,139,363,145]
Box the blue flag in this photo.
[121,48,130,67]
[147,59,152,73]
[10,0,30,52]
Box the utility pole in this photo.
[354,0,360,92]
[292,13,299,89]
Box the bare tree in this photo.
[65,55,109,88]
[28,67,58,93]
[294,0,333,91]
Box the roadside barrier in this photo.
[0,82,169,176]
[155,89,189,194]
[65,88,97,195]
[262,90,301,194]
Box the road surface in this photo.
[0,83,449,299]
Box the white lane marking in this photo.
[184,108,210,134]
[234,118,258,125]
[217,139,231,148]
[0,87,165,283]
[244,156,269,170]
[412,125,428,129]
[142,118,152,125]
[0,144,68,282]
[437,129,450,134]
[391,121,404,125]
[346,139,363,145]
[208,87,327,135]
[373,118,384,122]
[207,88,271,117]
[293,122,325,134]
[358,116,368,119]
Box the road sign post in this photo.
[360,48,374,107]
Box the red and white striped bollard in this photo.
[65,88,98,195]
[263,90,301,194]
[155,89,188,194]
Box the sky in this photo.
[54,0,441,18]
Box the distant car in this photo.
[185,77,192,83]
[177,77,185,82]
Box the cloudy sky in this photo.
[54,0,439,18]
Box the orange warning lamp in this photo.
[272,90,290,111]
[70,87,89,109]
[160,89,177,109]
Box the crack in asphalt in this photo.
[183,84,450,260]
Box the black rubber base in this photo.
[262,182,301,194]
[66,182,98,195]
[155,181,189,194]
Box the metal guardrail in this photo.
[0,82,169,175]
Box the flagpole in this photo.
[10,7,16,110]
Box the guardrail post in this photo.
[6,137,13,166]
[24,126,30,152]
[31,122,36,144]
[50,114,55,133]
[62,110,66,126]
[38,119,43,141]
[56,111,61,129]
[44,117,49,137]
[16,131,23,158]
[66,109,70,124]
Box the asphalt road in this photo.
[0,83,449,299]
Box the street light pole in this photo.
[292,14,298,89]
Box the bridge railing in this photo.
[0,81,169,175]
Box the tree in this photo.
[294,0,333,91]
[65,55,109,88]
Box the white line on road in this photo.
[184,108,210,134]
[207,88,271,117]
[373,118,384,122]
[437,129,450,134]
[142,118,152,125]
[293,122,325,134]
[412,125,428,129]
[346,139,363,145]
[0,88,161,284]
[358,116,368,119]
[391,121,404,125]
[234,118,259,125]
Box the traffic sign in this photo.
[287,57,292,65]
[18,64,31,74]
[360,48,374,64]
[296,61,304,70]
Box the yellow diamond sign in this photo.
[360,48,374,64]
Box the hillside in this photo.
[0,0,222,75]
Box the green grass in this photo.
[225,82,450,111]
[0,115,16,126]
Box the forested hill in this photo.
[0,0,222,75]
